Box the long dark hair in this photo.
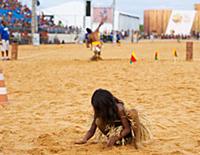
[91,89,122,124]
[86,28,92,34]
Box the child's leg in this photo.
[90,51,98,61]
[1,51,4,57]
[6,50,9,57]
[94,51,98,59]
[96,45,102,60]
[97,51,102,60]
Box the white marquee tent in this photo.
[42,0,86,27]
[42,0,140,32]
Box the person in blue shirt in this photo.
[0,21,10,60]
[116,31,121,46]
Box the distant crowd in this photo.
[0,0,31,17]
[98,30,200,44]
[39,13,82,34]
[143,32,200,41]
[100,29,130,43]
[0,0,31,32]
[0,1,83,44]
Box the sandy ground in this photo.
[0,41,200,155]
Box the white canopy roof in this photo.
[42,0,85,26]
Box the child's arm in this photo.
[94,22,103,32]
[75,118,97,144]
[107,104,131,147]
[94,17,106,32]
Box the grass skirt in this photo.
[94,108,153,146]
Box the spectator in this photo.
[0,21,10,60]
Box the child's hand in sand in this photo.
[75,139,87,145]
[107,136,118,147]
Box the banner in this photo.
[93,7,113,23]
[166,10,196,35]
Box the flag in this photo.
[173,49,178,57]
[155,51,158,60]
[130,51,137,64]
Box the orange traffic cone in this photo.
[0,70,8,104]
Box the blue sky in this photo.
[19,0,200,20]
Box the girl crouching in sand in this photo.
[75,89,152,148]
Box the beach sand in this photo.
[0,41,200,155]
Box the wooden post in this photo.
[11,42,18,60]
[186,42,193,61]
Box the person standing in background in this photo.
[0,21,10,61]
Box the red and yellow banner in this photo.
[93,7,113,23]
